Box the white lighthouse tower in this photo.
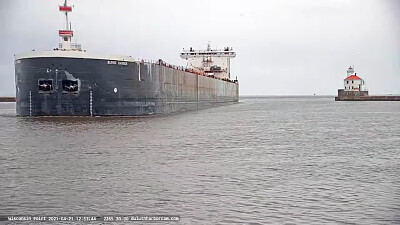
[347,66,355,77]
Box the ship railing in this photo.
[180,51,236,57]
[135,58,158,64]
[181,47,234,53]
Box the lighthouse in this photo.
[336,66,369,100]
[344,66,367,91]
[336,65,400,100]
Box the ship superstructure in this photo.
[180,43,236,81]
[14,0,239,116]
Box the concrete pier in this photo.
[335,89,400,101]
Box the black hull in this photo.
[14,57,239,116]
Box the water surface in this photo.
[0,97,399,224]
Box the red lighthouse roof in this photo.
[345,75,362,80]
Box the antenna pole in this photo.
[65,0,68,30]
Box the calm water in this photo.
[0,97,399,224]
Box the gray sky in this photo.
[1,0,399,96]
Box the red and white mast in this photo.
[58,0,79,50]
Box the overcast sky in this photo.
[0,0,399,96]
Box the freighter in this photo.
[14,0,239,116]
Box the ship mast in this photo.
[64,0,69,30]
[58,0,80,51]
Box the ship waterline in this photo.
[15,53,239,116]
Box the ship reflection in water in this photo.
[1,97,399,224]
